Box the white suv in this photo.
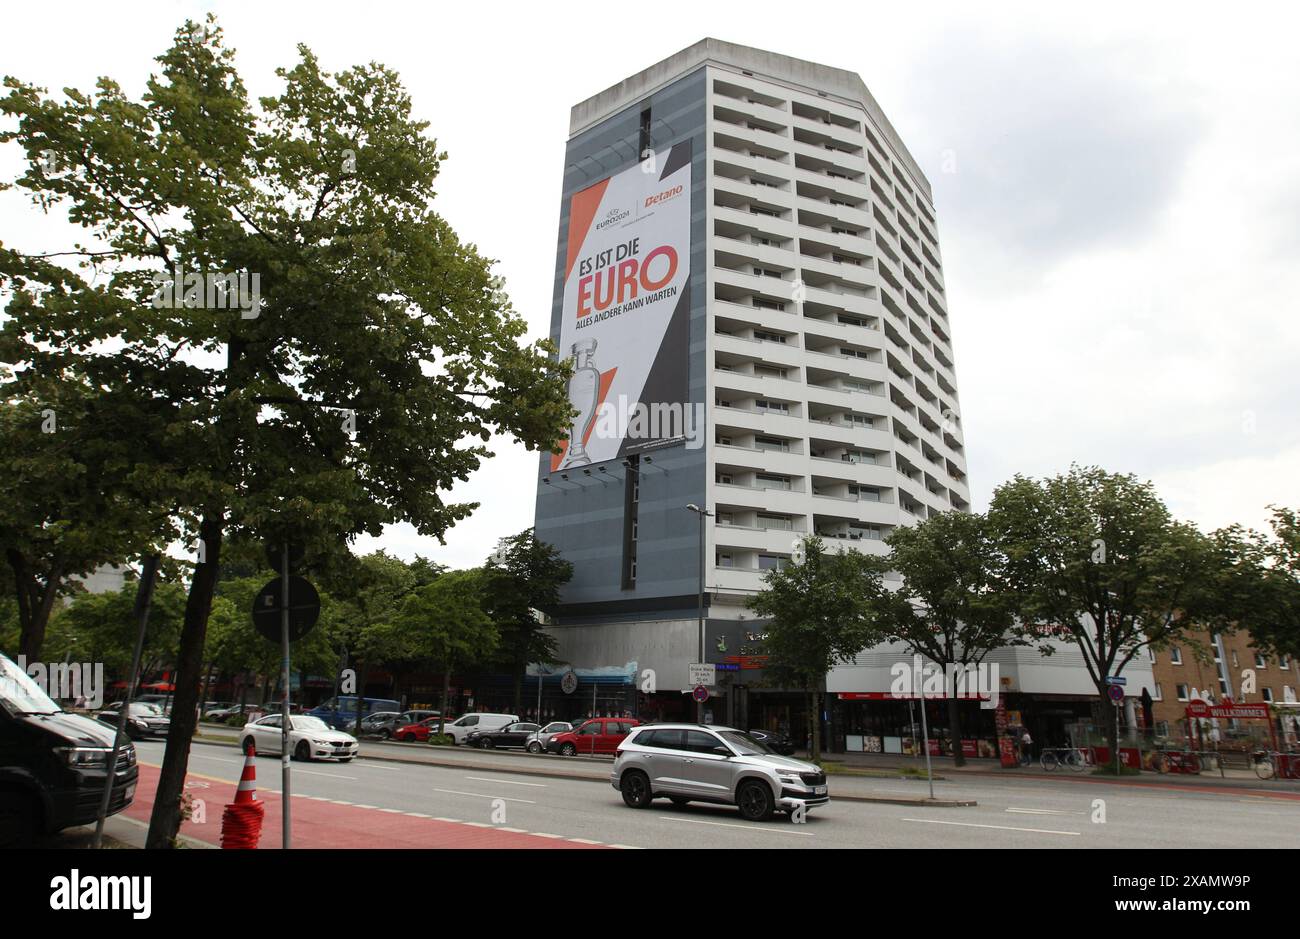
[611,723,828,822]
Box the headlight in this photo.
[776,771,803,784]
[311,739,333,746]
[132,720,149,730]
[55,746,111,768]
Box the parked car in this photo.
[392,716,458,743]
[240,714,358,762]
[0,652,139,847]
[203,703,247,722]
[525,721,573,753]
[746,728,796,756]
[134,693,174,715]
[611,723,828,822]
[308,695,401,730]
[95,702,170,740]
[436,713,520,745]
[465,722,540,749]
[201,701,233,714]
[362,710,442,739]
[546,717,640,756]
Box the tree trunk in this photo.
[438,666,451,736]
[146,513,223,849]
[1106,692,1122,774]
[10,549,65,662]
[353,661,370,738]
[947,695,966,767]
[807,689,822,763]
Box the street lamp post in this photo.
[686,503,712,723]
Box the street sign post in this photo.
[692,685,709,704]
[1105,676,1127,686]
[1108,684,1125,703]
[250,545,322,850]
[688,663,715,687]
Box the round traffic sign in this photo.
[1107,684,1125,703]
[692,685,709,703]
[561,670,578,695]
[251,576,321,642]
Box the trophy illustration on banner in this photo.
[558,338,600,470]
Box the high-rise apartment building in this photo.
[534,39,971,732]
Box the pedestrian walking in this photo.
[1020,729,1033,766]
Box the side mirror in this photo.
[712,745,731,757]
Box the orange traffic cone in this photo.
[234,742,259,804]
[221,742,265,849]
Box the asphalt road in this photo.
[133,739,1300,849]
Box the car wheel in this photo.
[401,733,416,743]
[737,780,775,822]
[621,771,652,809]
[379,729,391,740]
[481,738,494,749]
[0,789,40,848]
[294,741,311,762]
[669,796,690,809]
[561,743,577,757]
[527,742,541,753]
[241,736,256,755]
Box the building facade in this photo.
[534,39,974,735]
[1148,630,1298,747]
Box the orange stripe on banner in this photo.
[564,178,610,283]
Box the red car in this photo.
[545,717,641,756]
[394,716,456,742]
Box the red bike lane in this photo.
[126,762,609,849]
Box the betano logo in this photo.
[644,184,683,208]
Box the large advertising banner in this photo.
[551,141,693,471]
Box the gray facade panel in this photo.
[536,68,708,614]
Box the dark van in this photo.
[308,695,401,731]
[0,652,139,847]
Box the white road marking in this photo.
[463,822,493,828]
[404,812,432,818]
[353,803,378,809]
[608,844,643,849]
[464,776,547,787]
[355,762,401,771]
[903,817,1079,836]
[529,832,564,839]
[433,817,462,823]
[296,769,356,780]
[430,787,535,804]
[657,816,814,837]
[1005,807,1084,816]
[567,837,603,844]
[499,827,528,833]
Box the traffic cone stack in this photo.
[220,743,265,849]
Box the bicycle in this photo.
[1040,747,1091,772]
[1252,750,1276,780]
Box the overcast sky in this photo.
[3,0,1297,568]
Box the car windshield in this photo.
[292,716,330,732]
[0,654,63,716]
[130,702,164,716]
[718,730,773,756]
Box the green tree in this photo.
[747,536,883,762]
[870,511,1020,766]
[0,18,570,846]
[482,529,572,714]
[1220,508,1300,659]
[396,569,498,734]
[45,579,188,685]
[989,466,1234,772]
[0,384,177,662]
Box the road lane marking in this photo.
[657,816,814,837]
[430,787,536,804]
[530,832,564,839]
[903,817,1079,836]
[1005,807,1084,816]
[567,838,603,844]
[433,817,462,823]
[404,812,432,818]
[464,776,547,787]
[296,769,356,780]
[608,844,643,849]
